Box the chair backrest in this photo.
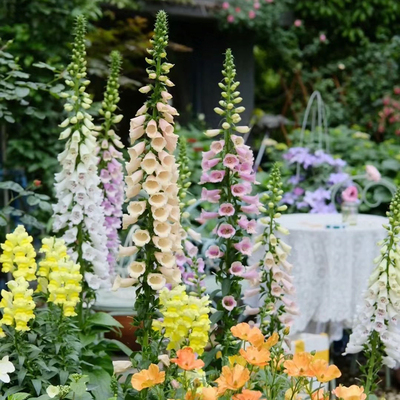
[330,174,396,209]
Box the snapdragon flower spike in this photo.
[122,10,182,296]
[253,164,298,337]
[200,49,259,336]
[96,51,124,275]
[345,188,400,370]
[53,16,110,291]
[177,136,205,297]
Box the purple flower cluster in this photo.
[99,149,124,274]
[282,147,349,213]
[283,147,346,169]
[177,241,205,291]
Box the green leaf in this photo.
[202,346,219,368]
[0,216,7,226]
[31,379,42,395]
[32,62,56,71]
[4,115,15,123]
[26,195,40,206]
[0,181,24,192]
[20,214,44,229]
[15,87,30,98]
[38,201,52,212]
[8,394,30,400]
[87,312,123,328]
[106,339,133,356]
[221,278,231,297]
[49,83,65,94]
[210,310,224,325]
[86,369,112,400]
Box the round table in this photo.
[250,213,387,340]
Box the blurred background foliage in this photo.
[0,0,399,207]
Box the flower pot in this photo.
[105,315,141,351]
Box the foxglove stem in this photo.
[121,11,183,356]
[97,51,124,275]
[52,16,110,300]
[256,164,298,337]
[199,49,259,350]
[177,135,204,297]
[345,188,400,391]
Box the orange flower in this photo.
[239,346,271,367]
[263,332,279,349]
[233,389,263,400]
[202,387,219,400]
[309,359,341,383]
[215,364,250,395]
[283,352,313,377]
[231,323,264,348]
[312,389,327,400]
[131,364,165,391]
[170,347,205,371]
[333,385,367,400]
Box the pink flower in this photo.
[242,269,261,284]
[222,296,237,311]
[211,140,225,154]
[205,245,224,259]
[241,194,261,206]
[249,10,256,19]
[294,19,302,27]
[236,162,253,173]
[197,210,219,224]
[235,7,241,12]
[200,173,210,184]
[319,34,326,42]
[342,186,358,203]
[241,204,261,214]
[366,165,381,182]
[229,261,245,276]
[394,87,400,95]
[244,287,261,299]
[202,157,220,171]
[223,154,239,169]
[238,216,257,233]
[209,170,226,183]
[244,306,260,316]
[234,237,253,256]
[254,2,260,9]
[219,203,235,216]
[231,182,252,197]
[239,171,256,183]
[222,1,229,9]
[202,150,216,160]
[201,188,221,203]
[217,223,236,238]
[227,14,235,23]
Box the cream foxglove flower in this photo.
[147,273,166,291]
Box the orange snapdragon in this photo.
[231,323,264,348]
[239,346,271,367]
[131,364,165,391]
[215,364,250,395]
[233,389,263,400]
[171,347,205,371]
[333,385,367,400]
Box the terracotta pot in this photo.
[105,315,141,351]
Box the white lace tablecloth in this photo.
[251,213,387,339]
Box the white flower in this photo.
[46,385,61,398]
[187,228,202,243]
[84,272,102,290]
[132,229,151,247]
[147,273,166,291]
[113,360,133,374]
[112,275,137,291]
[0,356,15,383]
[128,261,146,279]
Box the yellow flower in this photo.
[0,225,37,281]
[153,285,211,354]
[39,237,82,317]
[0,277,35,332]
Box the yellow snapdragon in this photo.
[153,285,211,354]
[39,237,82,317]
[0,277,35,333]
[0,225,37,281]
